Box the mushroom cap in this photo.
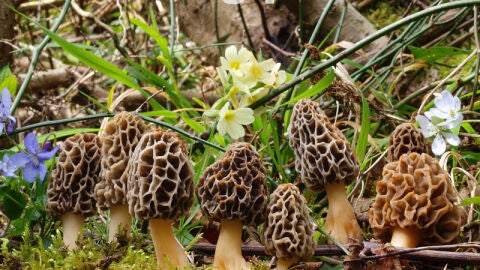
[263,183,316,261]
[369,152,463,245]
[287,98,359,191]
[127,129,194,221]
[46,133,102,219]
[94,111,146,209]
[196,142,268,226]
[387,122,429,162]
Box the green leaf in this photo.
[16,11,141,91]
[0,66,18,95]
[130,18,171,64]
[140,110,178,118]
[460,196,480,206]
[79,90,109,111]
[408,46,471,64]
[284,68,334,105]
[2,187,27,220]
[461,122,480,145]
[355,95,370,162]
[181,115,205,134]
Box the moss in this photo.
[364,1,407,29]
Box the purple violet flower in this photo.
[0,154,22,178]
[0,88,16,134]
[14,132,59,183]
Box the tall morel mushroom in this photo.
[196,142,268,270]
[369,152,463,248]
[127,129,194,268]
[263,183,316,270]
[94,111,146,242]
[387,122,429,162]
[287,98,362,244]
[46,133,101,250]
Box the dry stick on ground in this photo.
[191,242,480,265]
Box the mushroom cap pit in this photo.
[127,129,194,221]
[196,142,268,226]
[46,133,102,219]
[369,152,463,245]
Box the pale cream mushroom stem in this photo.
[324,181,362,244]
[60,212,84,250]
[149,218,190,269]
[276,257,300,270]
[390,227,422,248]
[214,219,250,270]
[108,204,131,242]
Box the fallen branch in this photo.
[191,242,480,265]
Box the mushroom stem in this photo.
[214,219,250,270]
[390,227,421,248]
[109,204,131,242]
[149,218,190,269]
[60,212,84,250]
[276,257,300,270]
[324,181,362,244]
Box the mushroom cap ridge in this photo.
[46,133,102,219]
[196,142,268,226]
[287,98,359,192]
[369,152,463,245]
[127,129,194,221]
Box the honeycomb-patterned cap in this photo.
[94,111,146,209]
[387,122,429,162]
[196,142,268,226]
[287,98,359,192]
[46,133,101,219]
[127,130,194,221]
[263,183,316,261]
[369,152,463,245]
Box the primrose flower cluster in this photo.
[0,88,58,182]
[416,90,463,156]
[204,45,286,139]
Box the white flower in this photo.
[416,115,460,156]
[268,63,287,88]
[217,102,254,139]
[220,46,252,73]
[239,87,269,107]
[425,90,463,129]
[240,57,276,87]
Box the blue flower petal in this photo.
[24,132,39,154]
[22,162,39,183]
[9,153,30,169]
[37,146,59,161]
[1,88,11,109]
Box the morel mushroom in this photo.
[94,111,146,242]
[287,98,362,244]
[127,130,194,268]
[369,152,463,248]
[46,133,101,250]
[263,183,316,270]
[196,142,268,270]
[387,122,429,162]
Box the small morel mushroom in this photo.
[287,98,362,244]
[94,111,146,242]
[46,133,101,250]
[196,142,268,270]
[127,129,194,269]
[387,122,429,162]
[369,152,463,248]
[263,183,316,270]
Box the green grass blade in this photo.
[355,95,370,162]
[283,68,334,106]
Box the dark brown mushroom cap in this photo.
[94,111,146,210]
[196,142,268,226]
[287,98,359,192]
[46,133,101,219]
[369,152,463,245]
[263,183,316,261]
[127,130,194,221]
[387,122,429,162]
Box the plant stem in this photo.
[10,0,72,114]
[251,0,480,110]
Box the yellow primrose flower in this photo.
[239,87,269,107]
[217,102,254,139]
[270,63,287,88]
[220,46,252,73]
[240,57,276,87]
